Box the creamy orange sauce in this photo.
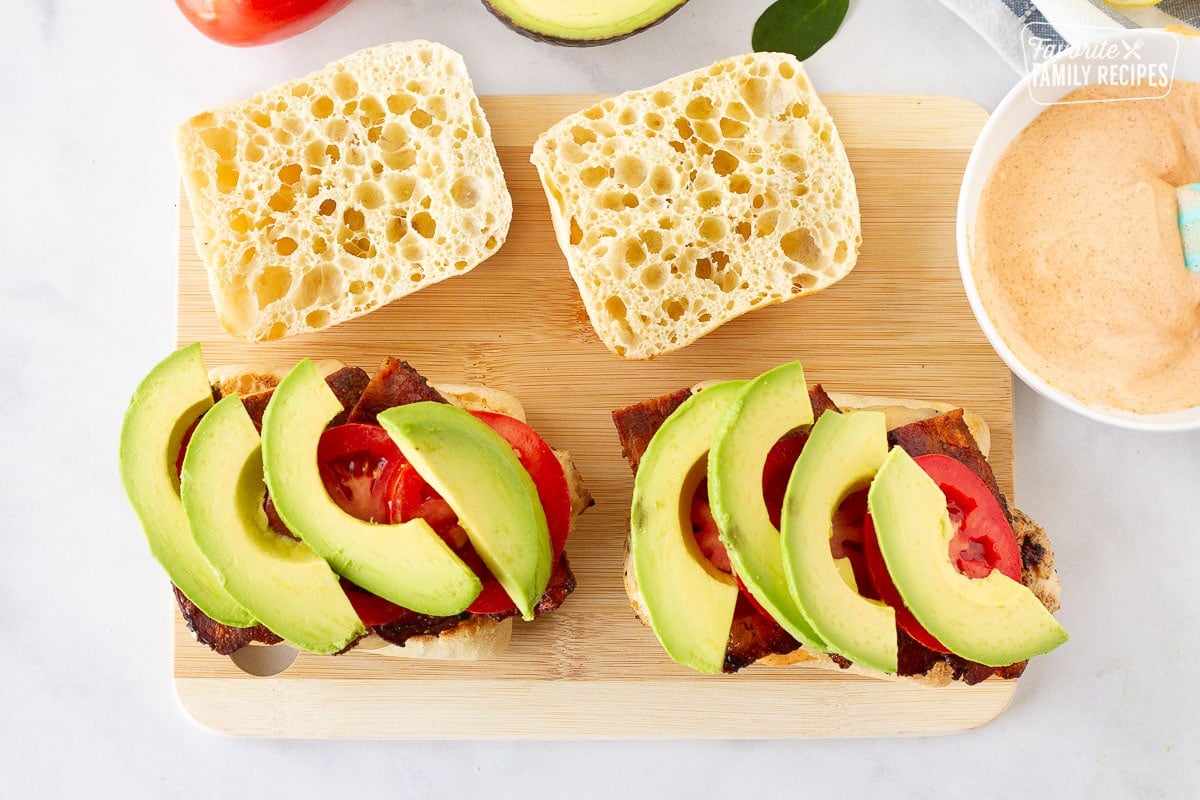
[973,82,1200,414]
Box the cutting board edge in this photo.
[174,673,1016,740]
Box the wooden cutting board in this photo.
[175,94,1013,739]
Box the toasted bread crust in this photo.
[357,616,514,661]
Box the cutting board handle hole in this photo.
[229,643,299,676]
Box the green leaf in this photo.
[752,0,849,62]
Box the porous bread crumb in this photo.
[178,41,512,342]
[531,52,861,360]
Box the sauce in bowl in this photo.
[971,82,1200,415]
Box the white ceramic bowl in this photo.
[957,28,1200,431]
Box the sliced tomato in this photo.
[471,411,572,559]
[339,579,407,627]
[690,488,732,574]
[317,423,406,524]
[175,0,354,47]
[862,453,1023,653]
[686,434,809,621]
[391,461,428,524]
[455,546,516,614]
[830,489,875,599]
[862,513,949,653]
[407,497,458,535]
[374,411,571,616]
[316,424,415,626]
[916,455,1021,583]
[318,414,573,622]
[387,455,514,616]
[762,434,807,529]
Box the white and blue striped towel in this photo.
[941,0,1200,72]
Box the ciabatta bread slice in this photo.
[531,52,861,359]
[178,41,512,342]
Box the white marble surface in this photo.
[3,0,1197,796]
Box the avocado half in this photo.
[482,0,689,46]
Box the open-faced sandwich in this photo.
[119,345,590,659]
[612,360,1066,682]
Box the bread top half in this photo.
[532,52,861,360]
[178,41,512,343]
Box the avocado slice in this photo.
[780,411,897,673]
[378,402,552,621]
[483,0,688,45]
[708,362,826,648]
[630,382,745,674]
[119,344,253,627]
[181,395,367,654]
[867,448,1068,667]
[261,360,482,618]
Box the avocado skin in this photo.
[481,0,689,46]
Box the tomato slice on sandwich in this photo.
[317,413,573,620]
[317,423,408,525]
[471,411,572,560]
[862,454,1022,653]
[458,412,572,613]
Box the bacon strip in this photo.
[173,586,281,656]
[236,366,370,428]
[888,408,1011,521]
[372,611,472,646]
[611,388,693,473]
[324,366,374,427]
[534,554,578,616]
[347,357,448,424]
[486,554,578,622]
[372,556,577,645]
[725,596,800,672]
[809,383,841,418]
